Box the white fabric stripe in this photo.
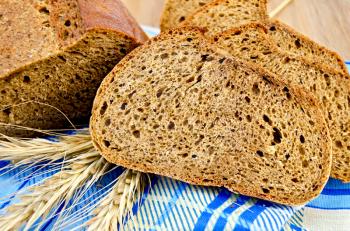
[303,207,350,231]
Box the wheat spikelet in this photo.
[0,150,111,231]
[87,169,145,231]
[0,128,92,164]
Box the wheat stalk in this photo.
[0,127,148,230]
[86,169,146,231]
[0,150,111,231]
[0,128,92,164]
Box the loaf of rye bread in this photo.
[90,27,331,205]
[160,0,211,31]
[169,0,347,75]
[0,0,147,137]
[180,0,268,36]
[212,23,350,182]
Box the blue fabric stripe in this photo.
[213,195,250,230]
[307,194,350,209]
[193,189,231,231]
[321,188,350,195]
[233,200,273,231]
[324,178,350,190]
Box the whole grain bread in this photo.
[166,0,348,75]
[213,23,350,182]
[0,0,148,137]
[90,28,331,205]
[160,0,211,31]
[180,0,268,36]
[265,20,348,75]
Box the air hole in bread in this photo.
[132,130,140,138]
[252,83,260,95]
[128,90,136,99]
[269,26,276,31]
[3,108,11,116]
[300,135,305,143]
[160,53,169,59]
[191,154,197,159]
[262,76,272,84]
[256,150,264,157]
[186,77,195,83]
[100,102,108,115]
[180,153,188,158]
[285,153,290,160]
[294,39,301,48]
[201,54,214,62]
[246,115,252,122]
[103,140,110,148]
[302,160,309,168]
[120,102,127,110]
[179,16,186,22]
[324,74,331,86]
[273,127,282,144]
[186,38,193,42]
[262,188,270,194]
[291,178,299,183]
[336,141,343,148]
[58,55,66,62]
[39,7,50,15]
[120,48,127,55]
[64,20,71,27]
[219,58,226,64]
[282,57,291,64]
[245,96,251,103]
[167,121,175,130]
[156,88,164,98]
[263,115,271,124]
[105,118,111,126]
[23,75,31,83]
[1,90,6,94]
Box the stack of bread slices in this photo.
[90,0,350,206]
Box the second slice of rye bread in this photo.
[90,28,331,205]
[212,23,350,182]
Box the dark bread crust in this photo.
[77,0,148,43]
[90,27,331,205]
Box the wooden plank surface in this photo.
[121,0,350,60]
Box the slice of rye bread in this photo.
[172,0,348,75]
[265,20,348,75]
[90,27,332,205]
[180,0,268,36]
[0,0,148,137]
[160,0,212,31]
[212,23,350,182]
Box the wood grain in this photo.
[121,0,350,60]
